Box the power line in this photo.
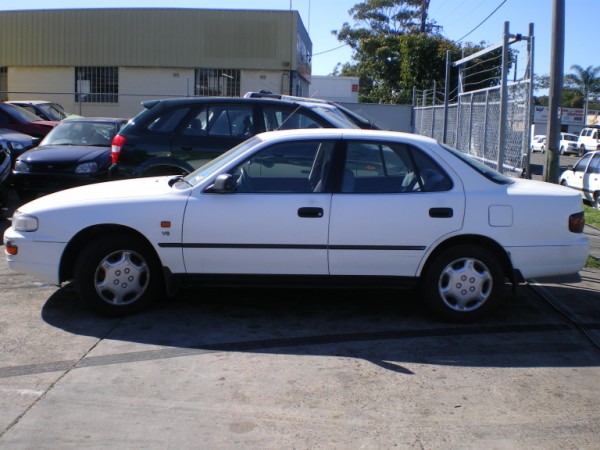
[456,0,508,42]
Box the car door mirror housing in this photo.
[210,173,236,193]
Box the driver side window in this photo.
[230,140,334,193]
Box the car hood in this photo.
[0,128,34,143]
[20,175,184,212]
[19,145,109,162]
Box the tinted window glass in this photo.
[261,106,321,131]
[147,107,191,133]
[343,141,452,193]
[230,140,334,193]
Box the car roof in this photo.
[252,127,437,145]
[61,116,128,123]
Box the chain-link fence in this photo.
[413,23,534,178]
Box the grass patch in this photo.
[584,205,600,268]
[585,205,600,228]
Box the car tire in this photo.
[74,234,164,316]
[579,146,585,157]
[593,192,600,210]
[421,245,505,322]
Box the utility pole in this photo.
[545,0,565,183]
[420,0,430,33]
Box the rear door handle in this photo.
[429,207,453,218]
[298,207,324,218]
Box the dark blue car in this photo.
[12,117,128,203]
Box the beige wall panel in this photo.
[0,9,298,70]
[118,67,195,118]
[240,70,287,96]
[7,67,77,113]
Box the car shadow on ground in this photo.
[38,281,600,371]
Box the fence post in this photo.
[497,21,510,173]
[443,50,451,144]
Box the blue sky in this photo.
[1,0,595,79]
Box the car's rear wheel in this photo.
[421,245,505,322]
[579,146,586,157]
[74,234,163,316]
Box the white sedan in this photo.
[559,150,600,209]
[4,129,590,322]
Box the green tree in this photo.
[565,65,600,121]
[333,0,503,104]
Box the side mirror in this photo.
[208,173,236,193]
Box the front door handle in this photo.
[298,207,324,218]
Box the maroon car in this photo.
[0,102,58,139]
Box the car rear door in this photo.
[170,103,255,169]
[328,139,465,277]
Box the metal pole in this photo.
[497,21,510,173]
[523,23,535,179]
[546,0,564,183]
[443,50,450,143]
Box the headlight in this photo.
[14,160,31,172]
[75,162,98,173]
[11,210,39,231]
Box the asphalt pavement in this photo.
[1,186,600,448]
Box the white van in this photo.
[578,126,600,156]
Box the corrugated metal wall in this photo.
[0,8,299,70]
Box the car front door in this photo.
[181,139,335,275]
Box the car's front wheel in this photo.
[593,192,600,210]
[74,234,164,316]
[421,245,505,322]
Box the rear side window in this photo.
[261,105,322,131]
[147,107,191,133]
[343,141,453,193]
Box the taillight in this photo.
[569,211,585,233]
[111,134,126,164]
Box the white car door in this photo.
[582,152,600,203]
[328,140,465,277]
[181,140,333,275]
[568,152,594,199]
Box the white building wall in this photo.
[309,76,359,103]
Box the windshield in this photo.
[184,136,263,186]
[307,105,360,129]
[40,121,120,146]
[439,142,514,185]
[3,103,44,122]
[38,103,69,120]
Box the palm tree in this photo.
[565,65,600,125]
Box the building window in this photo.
[75,67,118,103]
[194,69,240,97]
[0,67,7,101]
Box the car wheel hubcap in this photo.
[438,257,492,312]
[93,250,150,305]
